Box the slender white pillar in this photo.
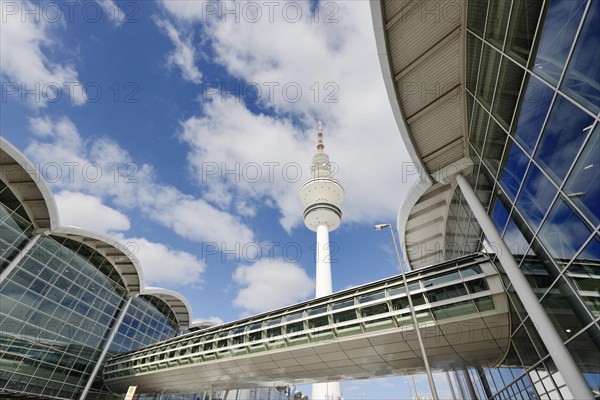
[445,371,457,400]
[79,296,134,400]
[315,224,333,298]
[312,381,341,400]
[456,174,593,400]
[313,225,341,400]
[0,234,40,283]
[387,226,438,400]
[460,368,477,399]
[453,370,467,400]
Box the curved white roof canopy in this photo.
[0,138,193,329]
[371,0,473,269]
[0,138,60,231]
[52,226,145,295]
[142,287,193,329]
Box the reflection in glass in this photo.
[467,98,475,142]
[566,236,600,317]
[483,120,508,176]
[486,0,511,48]
[565,325,600,394]
[562,1,600,114]
[564,126,599,226]
[468,0,489,37]
[513,323,545,365]
[477,43,502,107]
[521,251,560,299]
[503,216,533,260]
[494,56,526,129]
[475,166,494,208]
[466,34,482,93]
[539,195,594,261]
[516,162,557,230]
[505,0,544,65]
[470,100,490,156]
[534,94,594,184]
[491,197,509,233]
[514,74,547,134]
[533,0,587,85]
[499,138,530,199]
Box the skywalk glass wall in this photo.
[451,0,600,397]
[103,254,508,396]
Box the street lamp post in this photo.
[374,223,439,400]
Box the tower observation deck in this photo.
[300,122,344,235]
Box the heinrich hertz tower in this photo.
[300,122,344,400]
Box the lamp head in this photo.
[374,224,391,231]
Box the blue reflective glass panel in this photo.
[516,162,557,230]
[533,0,587,85]
[538,195,594,260]
[564,126,599,226]
[565,325,600,394]
[491,197,509,233]
[500,139,530,199]
[504,217,533,258]
[534,94,594,184]
[513,75,554,154]
[562,0,600,114]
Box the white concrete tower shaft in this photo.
[300,122,344,400]
[315,224,332,298]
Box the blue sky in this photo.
[1,0,454,397]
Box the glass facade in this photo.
[0,146,280,400]
[0,167,183,399]
[451,0,600,397]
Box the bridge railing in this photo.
[103,254,504,381]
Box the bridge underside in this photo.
[104,254,510,394]
[107,314,508,393]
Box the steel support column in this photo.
[79,296,134,400]
[456,174,592,399]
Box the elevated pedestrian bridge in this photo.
[103,254,510,394]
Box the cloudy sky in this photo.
[1,0,453,397]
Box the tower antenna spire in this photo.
[317,121,324,152]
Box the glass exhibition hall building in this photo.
[372,0,599,398]
[1,0,599,399]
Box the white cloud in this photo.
[161,1,413,233]
[233,258,313,314]
[52,190,206,287]
[129,237,205,286]
[0,1,85,107]
[96,0,126,26]
[180,100,311,231]
[25,115,254,249]
[55,191,130,234]
[28,116,54,137]
[154,17,202,84]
